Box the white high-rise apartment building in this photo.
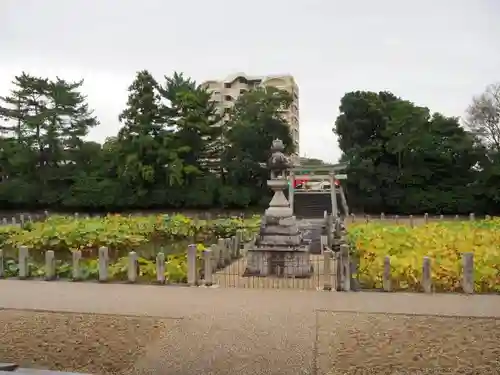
[202,73,300,157]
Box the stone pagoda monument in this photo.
[244,139,312,278]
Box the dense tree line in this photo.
[335,84,500,214]
[1,69,498,214]
[0,71,294,211]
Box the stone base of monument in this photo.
[243,248,313,278]
[243,138,314,279]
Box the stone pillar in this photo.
[0,249,4,278]
[203,248,213,286]
[156,252,166,284]
[462,252,474,294]
[329,172,338,217]
[128,251,138,283]
[72,250,82,280]
[45,250,56,280]
[18,246,29,279]
[323,250,333,291]
[98,246,109,282]
[244,138,311,279]
[217,238,225,267]
[187,244,198,286]
[422,256,432,293]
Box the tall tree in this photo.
[334,91,480,214]
[161,72,221,174]
[465,83,500,152]
[0,72,98,207]
[221,87,295,207]
[160,72,222,207]
[115,70,174,206]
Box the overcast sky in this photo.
[1,0,499,162]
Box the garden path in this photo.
[1,280,500,374]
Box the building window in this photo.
[224,95,232,101]
[224,83,231,88]
[240,89,247,94]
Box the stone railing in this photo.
[349,212,479,225]
[198,230,253,286]
[0,230,254,287]
[0,213,47,228]
[319,211,482,294]
[336,247,477,294]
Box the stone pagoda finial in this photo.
[268,138,291,180]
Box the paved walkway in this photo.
[1,280,500,375]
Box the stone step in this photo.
[293,193,333,219]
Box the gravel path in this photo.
[0,310,171,375]
[317,311,500,374]
[1,281,500,375]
